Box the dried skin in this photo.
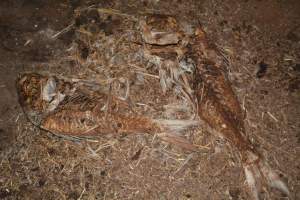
[191,28,244,123]
[42,110,102,135]
[42,110,159,136]
[196,87,250,152]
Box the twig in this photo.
[135,71,160,79]
[174,153,194,175]
[51,23,75,39]
[267,111,279,122]
[97,8,138,21]
[77,187,86,200]
[242,95,246,111]
[200,82,205,103]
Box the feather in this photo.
[154,119,198,133]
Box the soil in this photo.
[0,0,299,199]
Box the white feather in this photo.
[154,119,198,133]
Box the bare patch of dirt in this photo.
[0,0,299,200]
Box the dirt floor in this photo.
[0,0,299,199]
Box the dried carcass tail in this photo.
[93,115,199,151]
[242,150,290,200]
[191,27,289,198]
[116,116,199,150]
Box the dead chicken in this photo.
[16,13,290,200]
[17,73,198,150]
[140,14,290,200]
[190,27,290,199]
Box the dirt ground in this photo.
[0,0,299,199]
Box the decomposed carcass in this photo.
[16,12,290,200]
[17,72,198,150]
[189,27,290,199]
[140,14,290,199]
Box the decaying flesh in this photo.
[17,73,198,150]
[190,27,290,199]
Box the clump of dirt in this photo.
[0,0,299,200]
